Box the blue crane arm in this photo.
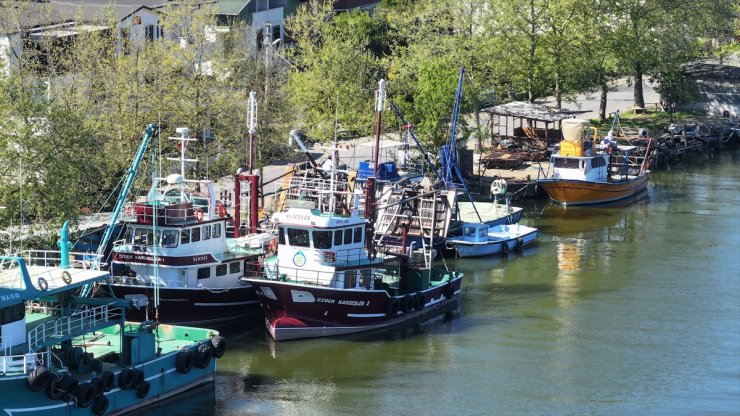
[96,123,158,258]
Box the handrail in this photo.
[26,303,121,351]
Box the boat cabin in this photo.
[461,223,490,243]
[268,208,378,288]
[552,119,610,182]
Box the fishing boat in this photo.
[102,125,265,329]
[243,207,463,341]
[0,237,224,415]
[537,119,651,206]
[445,222,538,258]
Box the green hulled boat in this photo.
[0,249,225,416]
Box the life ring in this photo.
[27,366,54,392]
[61,270,72,284]
[268,238,277,253]
[501,242,509,254]
[443,283,455,299]
[210,336,227,359]
[194,343,212,369]
[37,277,49,292]
[413,292,425,311]
[136,380,151,398]
[175,349,193,374]
[92,395,109,416]
[606,145,612,155]
[400,294,414,313]
[217,203,227,218]
[385,298,401,316]
[124,205,134,216]
[195,208,204,222]
[73,382,96,408]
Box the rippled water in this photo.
[143,148,740,416]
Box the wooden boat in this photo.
[445,222,538,258]
[0,244,224,415]
[103,126,265,329]
[244,207,463,341]
[537,119,651,206]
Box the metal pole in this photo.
[373,79,386,173]
[247,91,257,173]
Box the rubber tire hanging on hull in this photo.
[92,395,109,416]
[27,366,54,392]
[413,292,425,311]
[400,294,414,313]
[74,382,96,408]
[443,283,455,299]
[194,344,212,369]
[386,298,401,316]
[137,380,151,398]
[176,349,194,374]
[210,336,226,358]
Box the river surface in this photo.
[142,148,740,416]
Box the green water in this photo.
[144,148,740,416]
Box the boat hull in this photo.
[537,174,649,206]
[1,338,215,416]
[447,228,537,258]
[105,284,262,329]
[245,274,463,341]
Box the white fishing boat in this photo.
[445,222,538,258]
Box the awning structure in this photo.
[482,101,587,123]
[482,101,588,142]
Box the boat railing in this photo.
[0,349,49,375]
[121,201,204,225]
[1,251,102,290]
[26,303,121,352]
[312,247,370,266]
[261,263,382,289]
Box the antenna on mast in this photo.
[247,91,258,173]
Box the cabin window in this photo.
[553,158,580,169]
[134,228,153,245]
[278,227,286,245]
[1,303,24,324]
[313,231,332,249]
[287,228,310,247]
[191,227,201,242]
[216,264,227,276]
[202,225,211,240]
[343,229,353,244]
[464,226,475,236]
[212,224,221,238]
[344,270,357,288]
[162,230,178,247]
[334,230,343,246]
[229,262,240,274]
[181,229,190,244]
[591,157,606,168]
[479,229,487,238]
[354,227,363,243]
[197,267,210,279]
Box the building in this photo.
[679,56,740,117]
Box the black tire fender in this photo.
[385,298,401,316]
[194,344,212,369]
[400,294,414,313]
[413,292,425,311]
[443,283,455,299]
[210,336,226,359]
[117,368,133,390]
[175,349,193,374]
[100,371,115,392]
[74,382,96,408]
[136,380,151,398]
[92,395,109,416]
[27,366,54,392]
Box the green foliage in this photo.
[654,66,698,122]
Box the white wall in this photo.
[0,33,21,75]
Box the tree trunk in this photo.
[633,63,645,109]
[599,74,608,121]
